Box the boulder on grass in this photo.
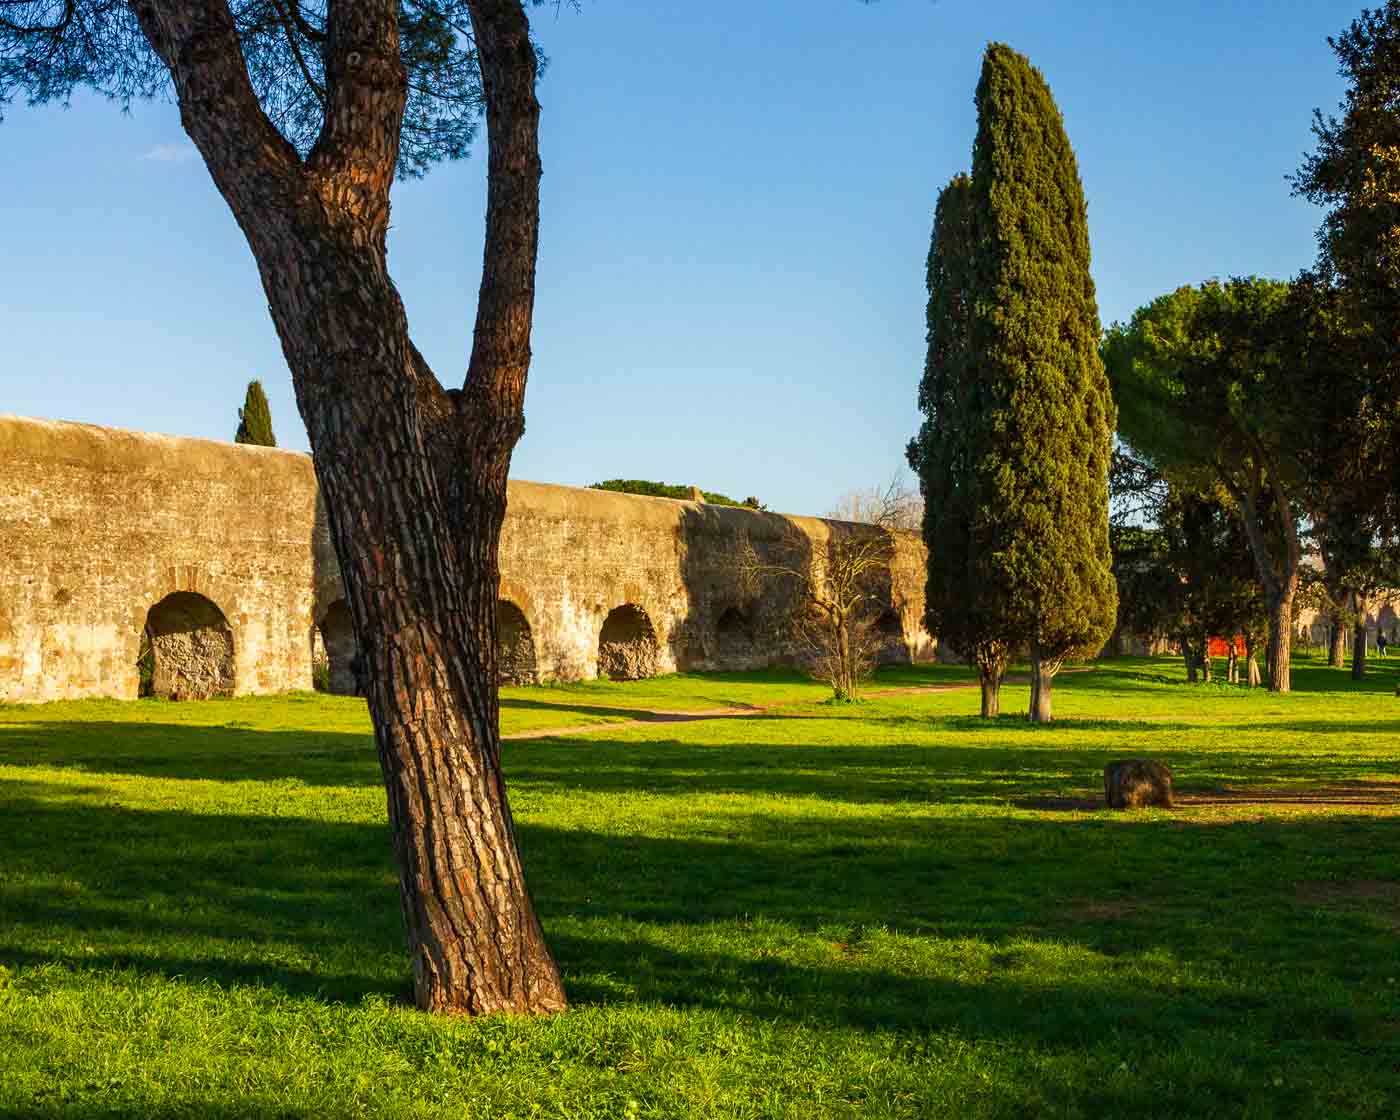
[1104,759,1173,809]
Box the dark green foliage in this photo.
[912,45,1116,689]
[1109,449,1265,676]
[1294,1,1400,310]
[234,379,277,447]
[589,480,757,509]
[0,2,560,179]
[1104,279,1307,689]
[910,174,1011,683]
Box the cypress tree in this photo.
[235,380,277,447]
[909,174,1011,717]
[965,43,1117,722]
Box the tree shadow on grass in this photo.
[0,722,384,786]
[501,697,771,723]
[8,716,1399,805]
[5,768,1397,1024]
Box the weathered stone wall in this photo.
[0,415,318,702]
[1,414,931,704]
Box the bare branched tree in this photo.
[826,472,924,532]
[739,522,895,701]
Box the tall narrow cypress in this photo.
[966,43,1116,722]
[910,175,1010,717]
[235,380,277,447]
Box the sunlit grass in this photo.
[1,655,1398,1117]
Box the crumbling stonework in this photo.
[1,416,318,702]
[1,415,932,703]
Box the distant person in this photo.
[1379,633,1388,658]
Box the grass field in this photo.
[2,655,1398,1118]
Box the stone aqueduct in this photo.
[0,415,933,704]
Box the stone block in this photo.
[1104,759,1173,809]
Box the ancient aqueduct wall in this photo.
[0,415,932,704]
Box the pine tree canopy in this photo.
[235,379,278,447]
[964,43,1117,660]
[0,1,555,179]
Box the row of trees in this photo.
[915,8,1400,707]
[1100,4,1400,690]
[908,44,1117,723]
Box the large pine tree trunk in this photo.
[130,0,567,1015]
[1329,611,1346,667]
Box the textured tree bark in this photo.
[1329,610,1347,667]
[1265,589,1293,693]
[130,0,566,1015]
[1353,620,1369,680]
[1028,647,1053,723]
[979,669,1001,718]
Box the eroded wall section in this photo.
[3,414,931,703]
[1,416,318,702]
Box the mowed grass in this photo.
[1,656,1398,1118]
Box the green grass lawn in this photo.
[1,655,1398,1118]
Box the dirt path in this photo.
[502,679,986,741]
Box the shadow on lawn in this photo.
[6,715,1400,800]
[3,766,1398,1034]
[501,697,769,722]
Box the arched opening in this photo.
[598,604,660,680]
[715,606,757,668]
[497,600,538,685]
[874,608,908,665]
[139,591,235,699]
[317,600,359,696]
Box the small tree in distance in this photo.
[827,473,923,531]
[910,173,1013,718]
[739,524,893,702]
[234,380,277,447]
[913,45,1117,722]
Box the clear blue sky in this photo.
[0,0,1359,516]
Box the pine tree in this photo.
[234,380,277,447]
[909,174,1011,717]
[965,43,1117,722]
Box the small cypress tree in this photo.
[909,174,1011,717]
[965,43,1117,722]
[235,380,277,447]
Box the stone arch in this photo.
[139,591,235,699]
[316,600,359,695]
[598,603,660,680]
[714,605,757,668]
[873,607,910,665]
[497,599,538,685]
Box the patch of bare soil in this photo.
[1295,880,1400,931]
[1064,900,1140,922]
[1176,782,1400,808]
[1017,782,1400,814]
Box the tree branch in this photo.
[461,0,540,444]
[306,0,406,242]
[129,0,302,212]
